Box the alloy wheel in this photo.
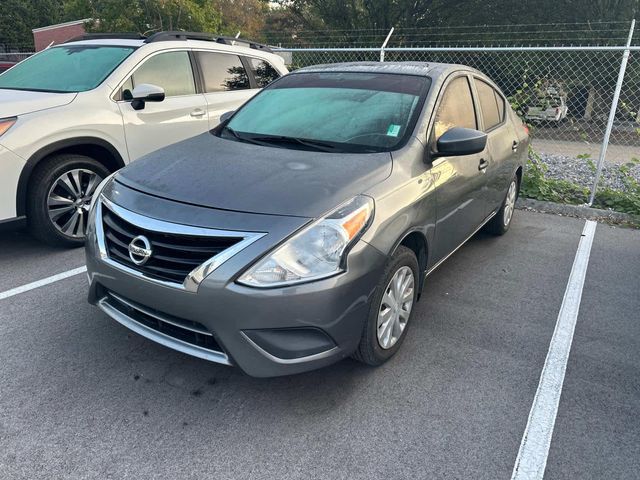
[47,168,103,238]
[377,266,415,350]
[503,180,517,227]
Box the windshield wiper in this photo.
[221,126,265,146]
[243,135,340,153]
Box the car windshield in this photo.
[0,45,136,93]
[222,72,430,153]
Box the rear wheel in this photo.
[352,246,419,366]
[27,154,110,247]
[484,174,518,236]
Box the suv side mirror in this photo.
[434,127,487,157]
[130,84,165,111]
[219,110,235,124]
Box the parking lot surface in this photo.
[0,210,638,479]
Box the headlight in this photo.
[0,117,16,137]
[238,195,374,287]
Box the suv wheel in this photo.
[27,154,111,247]
[352,246,419,366]
[484,174,519,236]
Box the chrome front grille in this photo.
[102,206,243,284]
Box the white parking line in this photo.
[0,266,87,301]
[511,220,597,480]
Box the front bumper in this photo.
[85,195,387,377]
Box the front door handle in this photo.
[190,109,206,118]
[478,158,489,171]
[512,140,519,152]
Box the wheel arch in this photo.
[16,137,125,216]
[515,165,523,198]
[390,229,429,299]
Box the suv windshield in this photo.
[0,45,136,93]
[221,72,430,153]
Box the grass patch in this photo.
[521,147,640,216]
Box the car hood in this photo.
[115,133,392,218]
[0,89,76,116]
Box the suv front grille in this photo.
[102,205,243,285]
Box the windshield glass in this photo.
[0,45,136,93]
[223,72,430,153]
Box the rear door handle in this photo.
[190,109,206,118]
[512,140,519,152]
[478,158,489,171]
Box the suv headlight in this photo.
[0,117,17,137]
[238,195,374,287]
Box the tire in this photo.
[484,174,519,236]
[352,245,420,366]
[27,154,111,248]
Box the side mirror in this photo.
[434,127,487,157]
[130,83,165,111]
[219,110,235,124]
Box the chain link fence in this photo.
[274,33,640,212]
[1,24,638,212]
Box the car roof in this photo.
[293,61,474,78]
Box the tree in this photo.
[0,0,64,49]
[213,0,269,39]
[275,0,445,31]
[63,0,221,35]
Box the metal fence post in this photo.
[380,27,394,62]
[588,19,636,206]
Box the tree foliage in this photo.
[275,0,443,31]
[213,0,269,38]
[0,0,64,48]
[63,0,221,35]
[275,0,639,30]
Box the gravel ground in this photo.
[537,153,640,191]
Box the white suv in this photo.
[0,31,288,246]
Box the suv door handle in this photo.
[512,140,518,152]
[478,158,489,171]
[190,109,206,118]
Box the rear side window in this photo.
[248,58,281,87]
[433,76,477,140]
[197,52,250,92]
[132,51,196,97]
[476,79,505,130]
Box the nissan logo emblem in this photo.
[128,235,152,266]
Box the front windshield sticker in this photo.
[387,124,401,137]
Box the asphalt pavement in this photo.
[0,210,638,480]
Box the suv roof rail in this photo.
[145,31,273,53]
[64,33,146,43]
[215,36,273,53]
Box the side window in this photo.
[248,58,281,88]
[118,77,134,101]
[433,76,477,141]
[476,79,505,131]
[132,51,196,97]
[495,90,506,122]
[196,52,250,92]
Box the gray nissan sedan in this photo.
[85,62,528,377]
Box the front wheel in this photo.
[352,246,419,366]
[484,175,519,236]
[27,154,111,247]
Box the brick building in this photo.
[32,19,91,52]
